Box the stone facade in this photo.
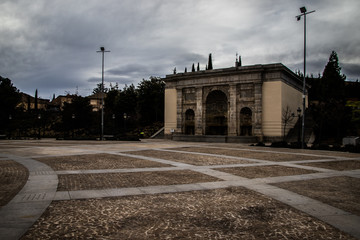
[163,63,305,142]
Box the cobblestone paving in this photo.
[58,170,221,191]
[300,160,360,171]
[173,147,329,161]
[216,165,318,179]
[0,160,29,206]
[22,187,355,240]
[274,176,360,216]
[126,149,253,165]
[36,153,171,170]
[210,144,360,157]
[1,140,360,239]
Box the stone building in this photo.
[88,92,107,112]
[17,93,50,111]
[163,62,305,142]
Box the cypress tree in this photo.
[34,89,38,111]
[192,63,195,72]
[197,62,200,71]
[208,53,213,70]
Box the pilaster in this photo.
[254,81,263,139]
[228,84,237,136]
[176,88,183,134]
[195,87,203,135]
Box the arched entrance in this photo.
[240,107,252,136]
[184,109,195,135]
[205,90,228,135]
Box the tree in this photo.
[311,51,350,144]
[34,89,38,111]
[114,84,137,117]
[192,63,195,72]
[137,77,165,124]
[93,83,109,94]
[197,62,200,71]
[307,74,322,102]
[320,51,346,102]
[62,96,94,137]
[346,100,360,135]
[104,88,119,115]
[282,106,295,141]
[0,76,21,134]
[208,53,213,70]
[111,84,138,133]
[27,95,31,112]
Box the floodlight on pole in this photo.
[296,7,315,149]
[96,46,110,140]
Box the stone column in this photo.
[228,84,237,136]
[195,87,203,135]
[176,88,183,134]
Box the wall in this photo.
[281,82,303,136]
[262,80,303,137]
[164,88,177,137]
[262,81,282,136]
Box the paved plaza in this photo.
[0,139,359,239]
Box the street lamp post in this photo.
[123,113,127,134]
[296,6,315,149]
[8,114,12,139]
[72,114,76,139]
[112,114,116,137]
[96,47,110,140]
[37,114,41,139]
[297,107,302,145]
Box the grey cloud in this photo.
[1,0,359,98]
[107,64,151,76]
[342,63,360,80]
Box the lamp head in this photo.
[300,7,307,13]
[100,47,105,51]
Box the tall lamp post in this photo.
[123,113,127,134]
[297,107,302,145]
[96,47,110,140]
[296,6,315,149]
[112,114,116,137]
[37,114,41,139]
[72,114,76,139]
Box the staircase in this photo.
[150,127,164,139]
[286,109,315,144]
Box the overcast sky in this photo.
[1,0,359,99]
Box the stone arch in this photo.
[240,107,252,136]
[184,109,195,135]
[205,90,228,135]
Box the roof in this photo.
[164,63,300,81]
